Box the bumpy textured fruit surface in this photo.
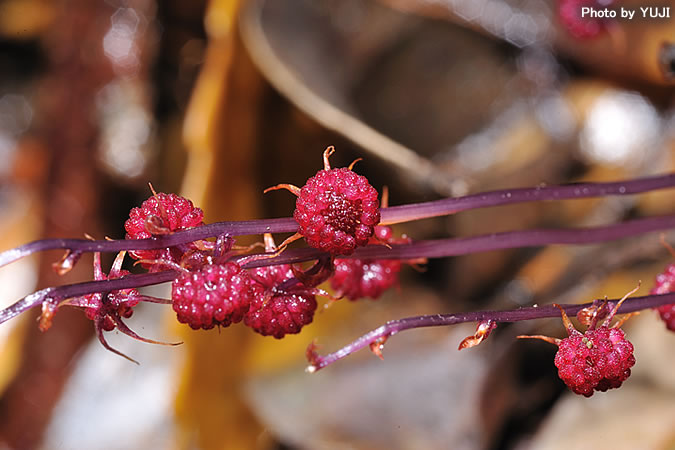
[294,167,380,255]
[125,192,204,269]
[331,259,401,300]
[249,262,294,289]
[244,292,317,339]
[650,263,675,331]
[558,0,613,38]
[655,304,675,331]
[243,231,318,338]
[330,224,408,300]
[172,262,257,330]
[554,327,635,397]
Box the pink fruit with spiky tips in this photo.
[519,284,639,397]
[245,292,318,339]
[331,258,401,301]
[245,233,294,290]
[655,304,675,331]
[555,326,635,397]
[125,191,204,271]
[330,224,410,300]
[265,147,380,256]
[295,167,380,255]
[247,261,319,339]
[249,259,294,290]
[651,263,675,294]
[172,262,258,330]
[650,263,675,331]
[244,233,320,338]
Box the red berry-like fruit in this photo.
[125,191,204,271]
[519,284,639,397]
[265,147,380,256]
[245,292,317,339]
[655,304,675,331]
[331,258,401,301]
[243,233,320,338]
[558,0,614,39]
[651,263,675,294]
[249,260,294,289]
[650,263,675,331]
[330,224,410,300]
[244,234,317,339]
[555,327,635,397]
[172,262,258,330]
[295,167,380,255]
[246,234,294,288]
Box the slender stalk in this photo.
[1,173,674,268]
[0,218,297,268]
[243,214,675,267]
[3,214,675,326]
[0,271,178,325]
[1,172,675,363]
[306,292,675,372]
[380,172,675,223]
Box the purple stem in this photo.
[380,172,675,223]
[0,270,178,325]
[0,218,298,268]
[2,173,674,268]
[4,214,675,326]
[307,292,675,371]
[243,214,675,267]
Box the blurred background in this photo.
[0,0,673,448]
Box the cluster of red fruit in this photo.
[63,146,675,397]
[75,147,407,344]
